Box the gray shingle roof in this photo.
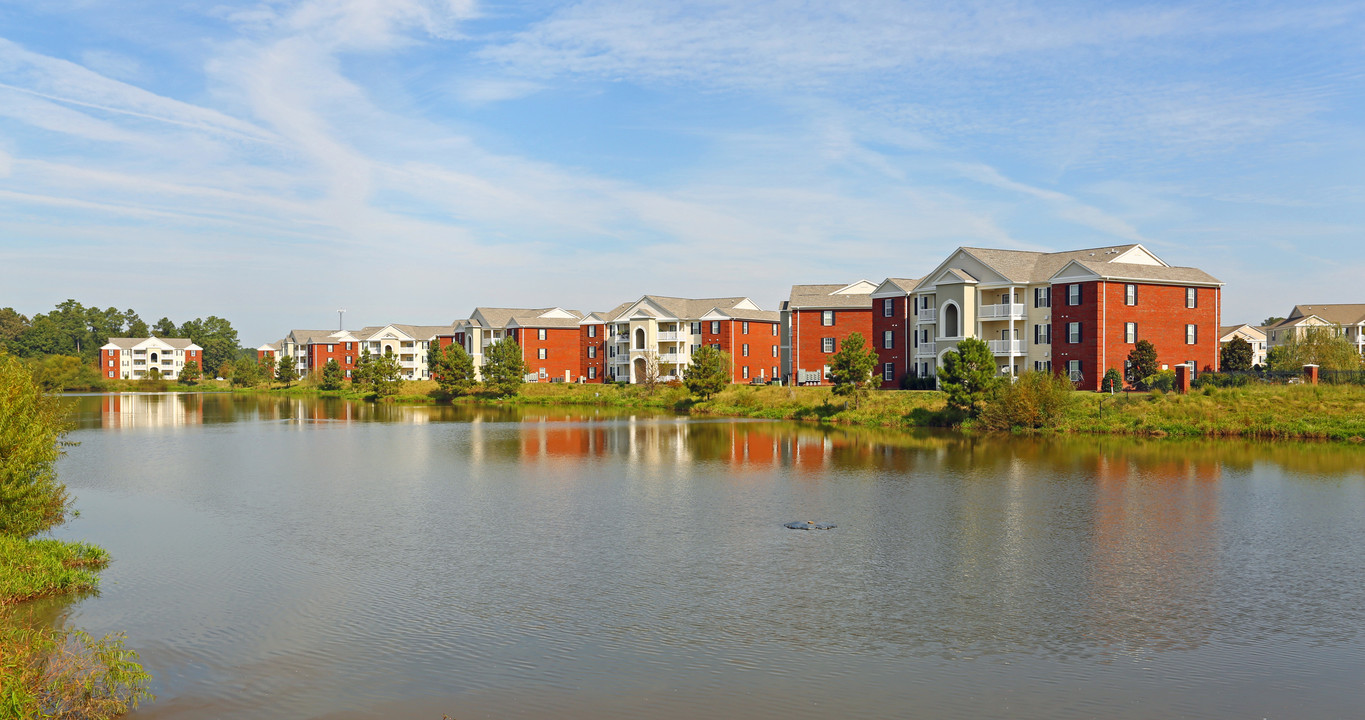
[1070,260,1221,285]
[1272,304,1365,329]
[786,284,874,310]
[960,244,1141,284]
[605,296,757,321]
[103,337,200,350]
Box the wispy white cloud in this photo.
[952,163,1149,243]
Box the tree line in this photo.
[0,300,241,377]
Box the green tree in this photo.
[29,355,104,391]
[979,371,1077,430]
[370,352,403,396]
[179,360,202,385]
[259,353,277,382]
[827,332,879,408]
[1221,336,1254,372]
[938,338,998,417]
[1280,326,1363,371]
[1100,368,1123,393]
[0,353,74,538]
[482,338,526,397]
[352,349,374,391]
[1126,340,1159,390]
[178,316,239,377]
[232,357,261,387]
[151,317,177,337]
[319,359,344,391]
[124,309,149,338]
[1261,316,1285,327]
[0,307,29,354]
[684,345,731,400]
[276,354,299,387]
[1265,345,1291,372]
[430,342,476,396]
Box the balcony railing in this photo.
[989,340,1025,355]
[917,308,936,322]
[915,342,936,356]
[614,334,630,344]
[979,303,1026,320]
[658,353,683,363]
[657,331,683,341]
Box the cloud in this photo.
[953,163,1149,243]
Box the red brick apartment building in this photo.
[870,278,922,389]
[99,337,203,380]
[781,281,877,385]
[451,308,585,383]
[595,295,781,384]
[699,309,781,383]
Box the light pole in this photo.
[338,309,346,331]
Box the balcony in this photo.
[989,340,1025,355]
[614,334,630,344]
[979,303,1026,320]
[657,331,683,341]
[915,342,936,357]
[658,353,683,364]
[917,308,936,323]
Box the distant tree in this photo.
[0,353,75,537]
[151,317,177,337]
[31,355,105,391]
[482,338,526,397]
[684,346,731,400]
[275,354,298,387]
[259,353,277,382]
[1261,316,1285,327]
[938,338,998,417]
[1265,345,1292,373]
[319,359,344,391]
[179,360,202,385]
[124,309,149,338]
[828,332,879,408]
[430,342,476,396]
[370,353,403,396]
[1100,368,1123,393]
[232,358,261,387]
[218,359,235,381]
[1280,326,1363,371]
[178,316,239,378]
[1221,337,1254,372]
[1127,340,1160,390]
[0,307,28,353]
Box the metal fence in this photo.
[1192,369,1365,387]
[1320,369,1365,386]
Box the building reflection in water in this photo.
[99,393,205,429]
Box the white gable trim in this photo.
[1113,245,1166,267]
[539,307,577,319]
[1049,260,1103,283]
[733,298,760,311]
[831,279,878,295]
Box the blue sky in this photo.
[1,0,1362,344]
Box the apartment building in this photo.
[909,244,1221,391]
[1265,305,1365,358]
[781,281,877,386]
[99,337,204,380]
[274,329,363,379]
[447,308,584,382]
[598,296,779,384]
[355,324,450,380]
[1219,324,1268,367]
[870,278,922,389]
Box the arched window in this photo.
[384,344,393,356]
[943,303,960,338]
[634,328,646,350]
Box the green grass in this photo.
[0,537,107,606]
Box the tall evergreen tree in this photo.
[319,359,344,391]
[828,332,879,407]
[430,342,476,396]
[1127,340,1159,389]
[1220,337,1254,372]
[938,338,999,417]
[482,338,526,397]
[276,354,299,387]
[684,346,731,399]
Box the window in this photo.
[771,346,779,357]
[822,310,834,326]
[588,367,597,379]
[1067,359,1082,380]
[742,321,750,334]
[944,303,960,337]
[1034,287,1051,308]
[107,371,114,378]
[538,328,547,341]
[742,344,750,357]
[773,366,780,379]
[1186,287,1198,308]
[588,325,597,338]
[691,322,701,335]
[107,360,114,367]
[711,343,721,351]
[1068,322,1081,343]
[538,348,547,360]
[883,330,894,349]
[588,346,597,358]
[1068,284,1082,306]
[346,356,352,364]
[742,366,750,379]
[1034,360,1052,372]
[345,369,352,378]
[883,298,894,317]
[772,324,779,336]
[1186,324,1197,344]
[1125,284,1137,306]
[1033,324,1052,344]
[1125,323,1137,344]
[822,337,835,353]
[884,363,894,381]
[710,321,720,334]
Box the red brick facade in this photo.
[1052,281,1221,391]
[702,319,780,382]
[871,296,911,389]
[789,308,873,385]
[510,326,582,383]
[303,340,360,378]
[99,348,120,379]
[579,323,608,383]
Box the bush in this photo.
[0,353,74,538]
[1100,368,1123,393]
[1145,370,1176,393]
[979,371,1078,431]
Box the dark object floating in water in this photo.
[784,520,836,530]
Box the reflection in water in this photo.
[52,394,1365,720]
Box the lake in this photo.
[46,392,1365,718]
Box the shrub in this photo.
[1100,368,1123,393]
[1145,370,1176,393]
[979,371,1077,431]
[0,353,74,537]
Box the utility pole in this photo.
[338,309,346,331]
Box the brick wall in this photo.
[580,324,607,383]
[872,296,910,388]
[513,327,581,382]
[789,308,872,385]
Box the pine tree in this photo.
[828,332,879,408]
[1127,340,1159,389]
[482,338,526,397]
[430,342,476,396]
[684,346,731,399]
[276,354,299,387]
[319,359,344,391]
[938,338,998,417]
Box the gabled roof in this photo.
[605,295,758,322]
[1220,324,1266,341]
[869,277,923,298]
[1270,304,1365,329]
[355,324,451,341]
[101,337,201,351]
[958,244,1151,284]
[699,307,781,322]
[786,282,876,310]
[286,329,357,345]
[1054,259,1221,286]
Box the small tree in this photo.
[352,349,374,391]
[232,357,261,387]
[275,354,298,387]
[319,359,343,391]
[432,342,476,396]
[938,338,998,417]
[828,332,879,408]
[1281,326,1363,371]
[641,353,661,393]
[1100,368,1123,393]
[259,354,276,381]
[1220,336,1253,372]
[179,360,202,385]
[684,346,731,400]
[0,353,74,537]
[1127,340,1159,390]
[482,338,526,397]
[371,352,404,396]
[979,370,1077,431]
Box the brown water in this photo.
[45,392,1365,719]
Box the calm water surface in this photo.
[45,393,1365,718]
